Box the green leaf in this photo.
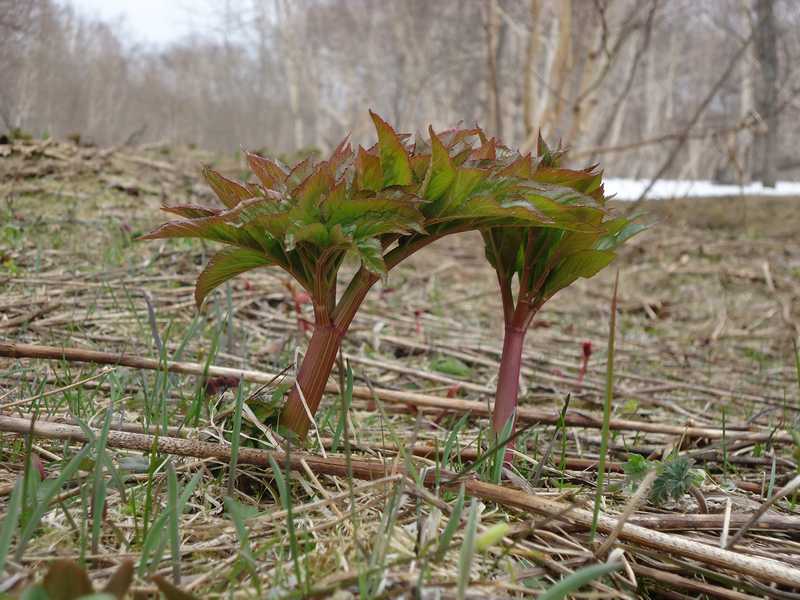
[623,454,655,492]
[456,498,480,600]
[20,585,49,600]
[17,446,92,561]
[293,165,335,216]
[544,249,616,298]
[596,221,648,251]
[436,484,465,560]
[370,110,412,186]
[292,222,331,247]
[325,194,423,238]
[422,128,456,202]
[355,238,386,276]
[537,562,621,600]
[441,167,489,214]
[195,247,278,307]
[356,146,383,192]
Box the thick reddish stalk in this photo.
[280,324,345,439]
[492,325,528,433]
[280,269,378,439]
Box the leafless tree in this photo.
[3,0,800,184]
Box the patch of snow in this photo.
[605,178,800,201]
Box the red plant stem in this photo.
[280,324,345,439]
[280,269,378,439]
[279,227,519,439]
[492,324,528,434]
[492,294,543,435]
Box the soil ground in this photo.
[1,138,799,598]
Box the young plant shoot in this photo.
[142,113,608,439]
[483,137,645,434]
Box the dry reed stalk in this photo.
[0,342,792,443]
[3,414,800,588]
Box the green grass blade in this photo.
[442,413,469,470]
[456,498,479,600]
[490,414,514,484]
[138,470,202,577]
[227,380,244,496]
[224,496,262,595]
[16,444,92,560]
[91,409,113,554]
[167,460,181,584]
[436,484,466,561]
[591,270,618,540]
[538,562,621,600]
[0,478,23,574]
[331,365,354,453]
[269,454,304,592]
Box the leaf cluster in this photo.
[141,113,623,315]
[483,137,645,313]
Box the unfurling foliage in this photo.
[142,111,626,438]
[142,112,610,314]
[483,136,645,317]
[483,135,645,433]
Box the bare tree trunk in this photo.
[484,0,502,138]
[739,0,756,181]
[539,0,572,136]
[753,0,778,186]
[522,0,541,139]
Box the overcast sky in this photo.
[63,0,214,46]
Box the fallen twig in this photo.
[2,414,800,588]
[0,342,793,443]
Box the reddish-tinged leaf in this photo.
[438,127,481,148]
[326,136,353,175]
[497,154,533,178]
[356,146,383,192]
[470,137,497,161]
[196,247,278,307]
[369,110,413,186]
[293,165,335,215]
[203,167,255,208]
[161,203,222,219]
[102,560,134,599]
[286,156,314,190]
[139,214,261,250]
[246,152,287,190]
[204,375,240,396]
[534,167,603,196]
